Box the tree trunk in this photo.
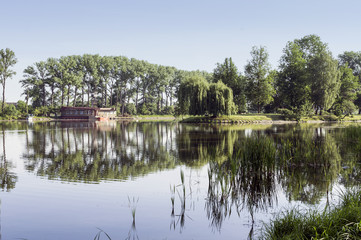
[67,85,71,106]
[110,86,113,106]
[121,92,125,116]
[135,91,138,113]
[104,84,107,107]
[26,91,29,114]
[157,91,161,113]
[1,80,6,112]
[73,86,78,107]
[61,88,64,106]
[82,87,84,106]
[42,84,46,107]
[88,84,91,107]
[51,87,54,107]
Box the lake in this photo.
[1,121,360,239]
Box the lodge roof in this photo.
[60,107,116,111]
[60,106,99,111]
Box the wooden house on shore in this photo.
[60,107,116,121]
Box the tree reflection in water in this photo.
[23,121,179,182]
[206,134,277,239]
[204,124,355,238]
[8,122,361,236]
[0,124,17,192]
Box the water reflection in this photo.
[2,122,361,236]
[22,122,178,182]
[0,125,17,192]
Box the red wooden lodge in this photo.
[60,107,116,120]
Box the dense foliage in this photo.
[1,34,361,118]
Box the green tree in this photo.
[296,34,339,114]
[207,81,235,116]
[213,57,246,113]
[245,46,275,113]
[0,48,17,112]
[338,51,361,112]
[278,35,339,115]
[80,54,99,106]
[98,56,114,106]
[21,62,50,108]
[16,100,28,115]
[338,51,361,79]
[332,64,359,116]
[277,42,309,110]
[309,51,340,114]
[178,75,209,115]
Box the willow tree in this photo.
[178,75,209,115]
[208,81,235,116]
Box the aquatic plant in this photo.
[128,196,139,223]
[261,188,361,239]
[93,228,112,240]
[206,134,278,232]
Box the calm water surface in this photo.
[1,121,361,239]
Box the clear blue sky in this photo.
[1,0,361,101]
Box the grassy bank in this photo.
[3,113,361,123]
[180,114,361,124]
[262,188,361,239]
[133,115,176,122]
[180,114,283,123]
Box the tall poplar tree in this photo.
[213,57,246,113]
[309,51,340,113]
[245,46,275,113]
[0,48,17,112]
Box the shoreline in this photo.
[2,114,361,124]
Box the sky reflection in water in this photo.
[0,121,360,239]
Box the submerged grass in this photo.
[262,188,361,240]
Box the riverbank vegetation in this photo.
[262,188,361,240]
[1,34,361,120]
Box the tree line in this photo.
[1,34,361,118]
[180,34,361,118]
[20,55,210,116]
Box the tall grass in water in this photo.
[170,169,195,232]
[206,135,278,232]
[262,188,361,240]
[93,228,112,240]
[126,196,139,240]
[128,196,139,223]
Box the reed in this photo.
[262,188,361,239]
[93,228,112,240]
[128,196,139,223]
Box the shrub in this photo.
[162,106,174,115]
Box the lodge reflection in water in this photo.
[22,121,178,182]
[2,122,361,231]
